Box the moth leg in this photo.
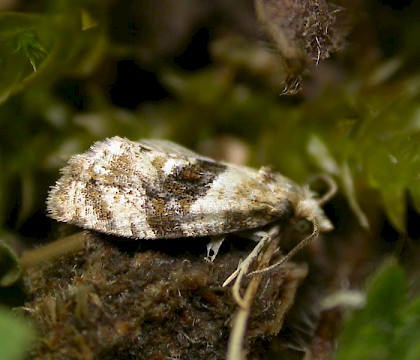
[240,229,271,242]
[223,226,280,307]
[248,220,319,277]
[205,235,225,262]
[223,230,274,285]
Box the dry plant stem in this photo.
[20,232,85,270]
[226,227,281,360]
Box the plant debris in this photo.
[255,0,345,93]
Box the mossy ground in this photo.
[23,231,309,359]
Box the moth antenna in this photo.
[309,174,337,205]
[247,220,319,277]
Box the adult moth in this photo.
[47,137,335,290]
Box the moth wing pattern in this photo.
[47,136,295,239]
[139,139,214,161]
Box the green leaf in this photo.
[393,297,420,360]
[337,260,420,360]
[0,237,21,287]
[363,261,406,321]
[0,306,33,360]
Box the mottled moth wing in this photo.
[139,139,213,160]
[47,137,294,239]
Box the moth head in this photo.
[247,175,336,278]
[295,193,333,232]
[295,174,336,233]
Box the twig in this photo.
[21,232,86,270]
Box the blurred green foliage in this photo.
[337,260,420,360]
[0,306,33,360]
[0,236,21,286]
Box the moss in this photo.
[23,232,307,359]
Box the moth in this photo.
[47,137,335,295]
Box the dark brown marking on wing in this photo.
[143,159,227,237]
